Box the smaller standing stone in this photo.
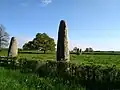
[8,37,18,57]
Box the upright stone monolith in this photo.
[8,37,18,57]
[57,20,69,62]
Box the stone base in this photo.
[56,61,70,76]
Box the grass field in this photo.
[0,67,85,90]
[1,50,120,89]
[1,50,120,67]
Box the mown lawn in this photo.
[0,67,85,90]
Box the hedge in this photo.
[0,59,120,90]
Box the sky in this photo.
[0,0,120,51]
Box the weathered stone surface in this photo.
[8,37,18,57]
[57,20,69,62]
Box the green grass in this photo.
[0,50,8,56]
[70,54,120,67]
[1,50,120,89]
[1,50,120,67]
[0,67,85,90]
[19,53,56,61]
[12,54,120,67]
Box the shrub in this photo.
[76,48,80,55]
[1,59,120,89]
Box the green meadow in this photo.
[1,50,120,90]
[1,50,120,67]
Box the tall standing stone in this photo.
[8,37,18,57]
[57,20,69,62]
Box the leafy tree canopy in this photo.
[73,47,78,52]
[23,33,56,53]
[84,47,94,52]
[0,24,9,50]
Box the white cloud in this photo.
[40,0,52,5]
[19,0,52,7]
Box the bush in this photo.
[76,49,80,55]
[1,59,120,89]
[17,60,120,89]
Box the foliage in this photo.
[1,49,120,89]
[80,49,82,55]
[76,48,80,55]
[0,67,85,90]
[0,24,9,50]
[1,50,120,89]
[1,50,120,67]
[23,33,56,54]
[73,47,78,52]
[17,60,120,89]
[84,47,93,52]
[1,59,120,89]
[22,41,35,50]
[73,47,81,55]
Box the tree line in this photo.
[0,24,94,54]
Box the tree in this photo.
[23,33,56,54]
[73,47,81,55]
[73,47,78,52]
[0,24,9,50]
[84,47,94,52]
[22,41,35,50]
[84,48,89,52]
[89,47,93,52]
[76,48,80,55]
[80,49,82,55]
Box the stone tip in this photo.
[10,37,16,42]
[11,37,15,39]
[60,20,66,23]
[59,20,67,28]
[11,37,15,38]
[60,20,65,22]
